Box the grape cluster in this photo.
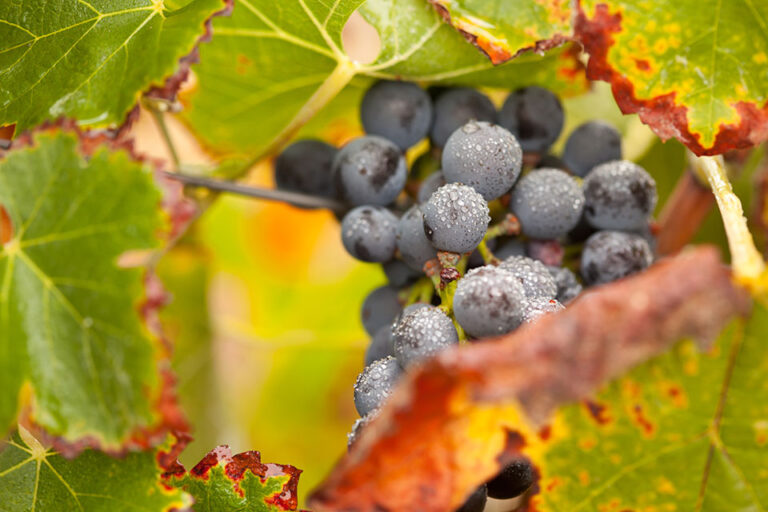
[273,80,660,510]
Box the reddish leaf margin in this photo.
[2,121,197,456]
[574,2,768,156]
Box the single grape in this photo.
[418,171,446,204]
[499,86,564,153]
[430,88,497,148]
[361,285,401,336]
[510,168,584,240]
[494,238,526,260]
[455,485,488,512]
[522,297,565,323]
[499,255,558,300]
[486,460,535,499]
[365,325,395,366]
[583,160,657,231]
[347,416,369,449]
[442,121,523,200]
[361,80,433,150]
[341,206,398,263]
[334,136,407,206]
[397,205,438,271]
[353,356,401,416]
[382,259,421,287]
[562,121,622,177]
[422,183,490,254]
[581,230,653,285]
[453,266,527,338]
[274,139,337,200]
[392,302,431,328]
[547,265,583,304]
[393,305,458,367]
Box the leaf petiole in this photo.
[692,153,766,288]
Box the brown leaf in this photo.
[309,247,749,511]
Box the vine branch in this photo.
[160,171,347,212]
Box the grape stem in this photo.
[146,101,181,170]
[477,239,498,265]
[159,171,347,212]
[692,153,765,286]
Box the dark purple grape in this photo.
[562,121,622,177]
[274,139,337,200]
[430,88,497,148]
[442,121,522,200]
[353,356,401,416]
[334,136,407,206]
[499,86,564,153]
[580,230,653,285]
[397,205,437,271]
[341,206,398,263]
[361,285,401,336]
[361,80,433,150]
[453,266,527,338]
[486,460,535,499]
[365,325,395,366]
[583,160,657,231]
[382,259,421,287]
[393,305,458,367]
[422,183,490,254]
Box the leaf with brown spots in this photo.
[428,0,573,64]
[309,247,751,511]
[165,444,303,511]
[576,0,768,155]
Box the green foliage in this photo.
[535,303,768,510]
[0,131,165,448]
[181,0,585,157]
[0,0,224,131]
[0,427,191,511]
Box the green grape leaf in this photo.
[533,302,768,510]
[0,427,192,512]
[0,0,228,133]
[576,0,768,155]
[310,248,749,511]
[181,0,586,158]
[0,128,178,451]
[426,0,573,64]
[166,444,303,511]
